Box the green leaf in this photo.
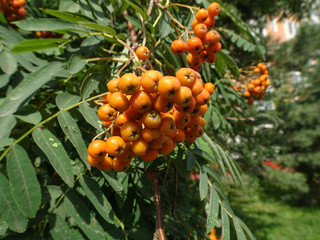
[0,138,14,149]
[0,221,8,236]
[101,171,124,192]
[15,106,42,125]
[124,0,147,21]
[13,18,85,31]
[50,216,85,240]
[235,217,256,240]
[221,205,230,240]
[32,128,74,187]
[79,102,104,131]
[192,148,215,164]
[217,50,240,79]
[43,9,116,36]
[79,175,115,224]
[172,147,188,177]
[211,109,221,129]
[56,92,81,110]
[0,172,28,233]
[159,13,173,38]
[202,165,223,189]
[124,15,142,30]
[11,38,68,53]
[64,191,105,239]
[233,218,247,240]
[199,169,208,200]
[187,150,196,170]
[202,133,226,177]
[0,11,8,24]
[0,62,63,117]
[0,51,17,74]
[206,186,219,232]
[7,145,41,218]
[57,111,89,168]
[0,115,17,138]
[67,54,87,74]
[217,145,239,185]
[215,53,224,76]
[80,72,100,99]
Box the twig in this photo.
[86,57,128,63]
[171,168,178,220]
[117,56,134,78]
[148,0,155,16]
[151,170,166,240]
[223,116,255,121]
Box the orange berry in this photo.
[97,156,113,171]
[116,114,129,126]
[185,129,196,143]
[195,88,210,106]
[131,138,149,156]
[119,73,141,95]
[187,116,200,130]
[207,42,222,54]
[116,142,135,163]
[174,110,190,129]
[107,78,120,93]
[265,79,271,86]
[198,104,208,116]
[187,37,203,55]
[247,84,255,92]
[248,98,254,106]
[130,90,153,113]
[160,136,175,155]
[160,117,176,135]
[88,140,107,158]
[105,136,126,156]
[141,128,161,142]
[141,70,163,93]
[141,148,159,162]
[113,158,131,172]
[243,91,250,98]
[253,67,260,74]
[176,68,197,88]
[136,46,150,60]
[190,104,201,117]
[191,18,198,30]
[142,110,162,129]
[174,86,193,107]
[175,96,196,113]
[208,2,220,17]
[191,125,204,138]
[194,23,208,39]
[203,82,215,95]
[112,125,121,136]
[172,129,185,142]
[153,94,174,113]
[87,155,104,167]
[120,120,141,141]
[186,54,202,68]
[150,134,166,149]
[207,53,217,64]
[158,76,181,99]
[199,117,206,127]
[196,8,208,22]
[190,77,204,97]
[124,106,142,120]
[98,104,117,122]
[205,30,220,44]
[171,39,187,55]
[203,16,215,29]
[18,7,27,16]
[108,92,130,112]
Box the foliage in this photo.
[0,0,278,239]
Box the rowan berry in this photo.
[88,140,107,158]
[105,136,126,156]
[142,110,162,129]
[120,120,141,142]
[158,76,181,99]
[196,8,209,22]
[141,148,159,162]
[130,90,153,113]
[208,2,220,17]
[136,46,150,60]
[119,73,141,95]
[187,37,203,55]
[171,39,187,55]
[98,104,117,122]
[108,92,130,112]
[140,70,163,93]
[194,23,208,39]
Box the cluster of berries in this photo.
[36,31,63,39]
[243,63,270,105]
[0,0,27,23]
[170,2,222,71]
[87,67,215,172]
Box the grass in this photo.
[226,175,320,240]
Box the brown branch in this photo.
[171,168,178,220]
[151,170,166,240]
[148,0,155,16]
